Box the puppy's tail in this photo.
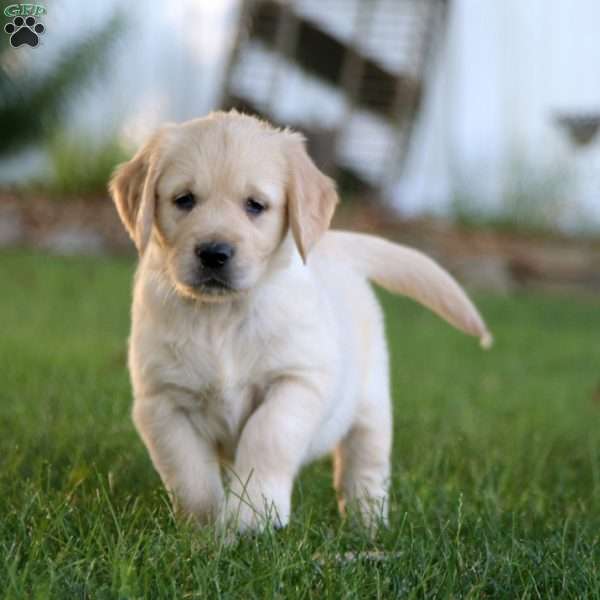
[320,231,493,348]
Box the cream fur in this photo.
[109,111,492,533]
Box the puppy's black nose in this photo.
[195,242,235,269]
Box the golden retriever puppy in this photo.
[110,111,491,533]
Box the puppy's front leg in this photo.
[133,396,224,524]
[221,377,325,533]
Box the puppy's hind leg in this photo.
[334,365,392,529]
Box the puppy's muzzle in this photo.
[195,241,235,270]
[191,241,237,293]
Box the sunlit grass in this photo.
[1,250,599,598]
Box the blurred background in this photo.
[1,0,599,293]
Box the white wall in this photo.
[396,0,600,227]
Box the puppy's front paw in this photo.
[218,478,290,535]
[339,493,389,536]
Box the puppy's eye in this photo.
[173,193,196,211]
[245,197,266,216]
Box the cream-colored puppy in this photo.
[110,111,491,533]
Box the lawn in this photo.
[1,250,599,599]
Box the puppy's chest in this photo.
[163,319,269,452]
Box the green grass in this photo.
[1,250,599,598]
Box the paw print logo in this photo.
[4,16,45,48]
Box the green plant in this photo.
[450,158,579,235]
[0,13,124,157]
[502,157,575,230]
[43,133,131,196]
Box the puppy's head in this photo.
[110,112,337,302]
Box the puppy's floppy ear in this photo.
[285,133,339,262]
[109,134,163,254]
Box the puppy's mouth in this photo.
[198,277,233,293]
[178,272,243,301]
